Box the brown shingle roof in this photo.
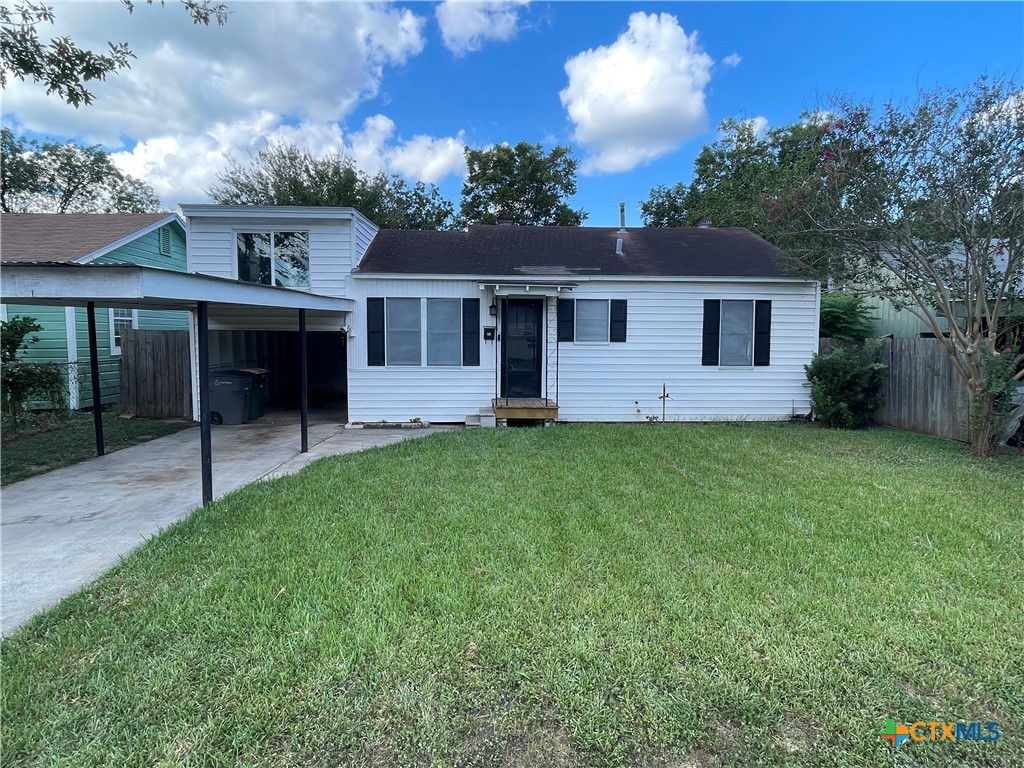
[357,225,800,278]
[0,213,174,264]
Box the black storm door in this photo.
[500,298,543,398]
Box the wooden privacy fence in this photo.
[820,337,970,442]
[875,338,969,441]
[120,329,192,419]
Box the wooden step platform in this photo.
[492,398,558,420]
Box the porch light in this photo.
[489,302,498,317]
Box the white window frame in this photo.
[109,308,138,356]
[719,299,755,367]
[574,299,611,344]
[234,230,311,289]
[382,297,470,368]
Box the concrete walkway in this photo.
[1,412,448,637]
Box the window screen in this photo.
[386,298,421,366]
[720,300,754,366]
[427,299,461,366]
[576,299,609,342]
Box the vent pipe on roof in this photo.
[615,238,624,256]
[618,202,627,233]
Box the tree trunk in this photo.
[968,384,999,457]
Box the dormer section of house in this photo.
[179,205,379,298]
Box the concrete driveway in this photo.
[1,411,448,637]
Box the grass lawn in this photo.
[1,424,1021,767]
[1,409,193,486]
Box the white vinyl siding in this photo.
[348,277,819,424]
[187,215,369,298]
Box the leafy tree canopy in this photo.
[1,127,161,213]
[774,77,1023,455]
[641,117,836,268]
[1,1,228,107]
[459,142,587,226]
[209,142,459,231]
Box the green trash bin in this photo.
[233,367,268,420]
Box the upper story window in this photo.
[236,231,310,288]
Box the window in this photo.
[576,299,609,342]
[702,299,772,367]
[557,299,627,343]
[386,298,421,366]
[110,308,136,354]
[368,298,480,367]
[720,300,754,365]
[236,231,309,287]
[427,299,462,366]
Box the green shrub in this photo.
[819,292,875,341]
[1,316,66,435]
[805,340,888,428]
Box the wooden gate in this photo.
[120,329,192,419]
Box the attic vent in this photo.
[159,226,172,256]
[696,216,712,229]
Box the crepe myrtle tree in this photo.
[771,77,1024,455]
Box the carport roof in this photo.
[0,263,354,313]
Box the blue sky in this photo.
[4,2,1022,226]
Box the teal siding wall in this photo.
[866,295,952,338]
[3,223,191,409]
[92,223,187,271]
[3,304,68,364]
[73,306,120,406]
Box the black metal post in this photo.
[197,301,213,506]
[86,301,105,456]
[299,308,308,453]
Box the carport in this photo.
[1,263,353,505]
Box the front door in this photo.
[501,298,543,398]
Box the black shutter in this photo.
[701,299,720,366]
[557,298,574,342]
[754,300,772,366]
[610,300,627,342]
[462,298,480,366]
[367,297,385,366]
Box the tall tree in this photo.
[642,118,831,236]
[459,142,586,226]
[209,142,458,231]
[773,78,1024,456]
[1,128,160,213]
[1,1,228,107]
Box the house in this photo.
[0,213,189,408]
[179,205,820,424]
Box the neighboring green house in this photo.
[0,213,189,409]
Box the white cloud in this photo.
[435,0,530,55]
[1,2,471,209]
[110,115,466,207]
[560,12,713,174]
[2,2,426,143]
[721,53,742,68]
